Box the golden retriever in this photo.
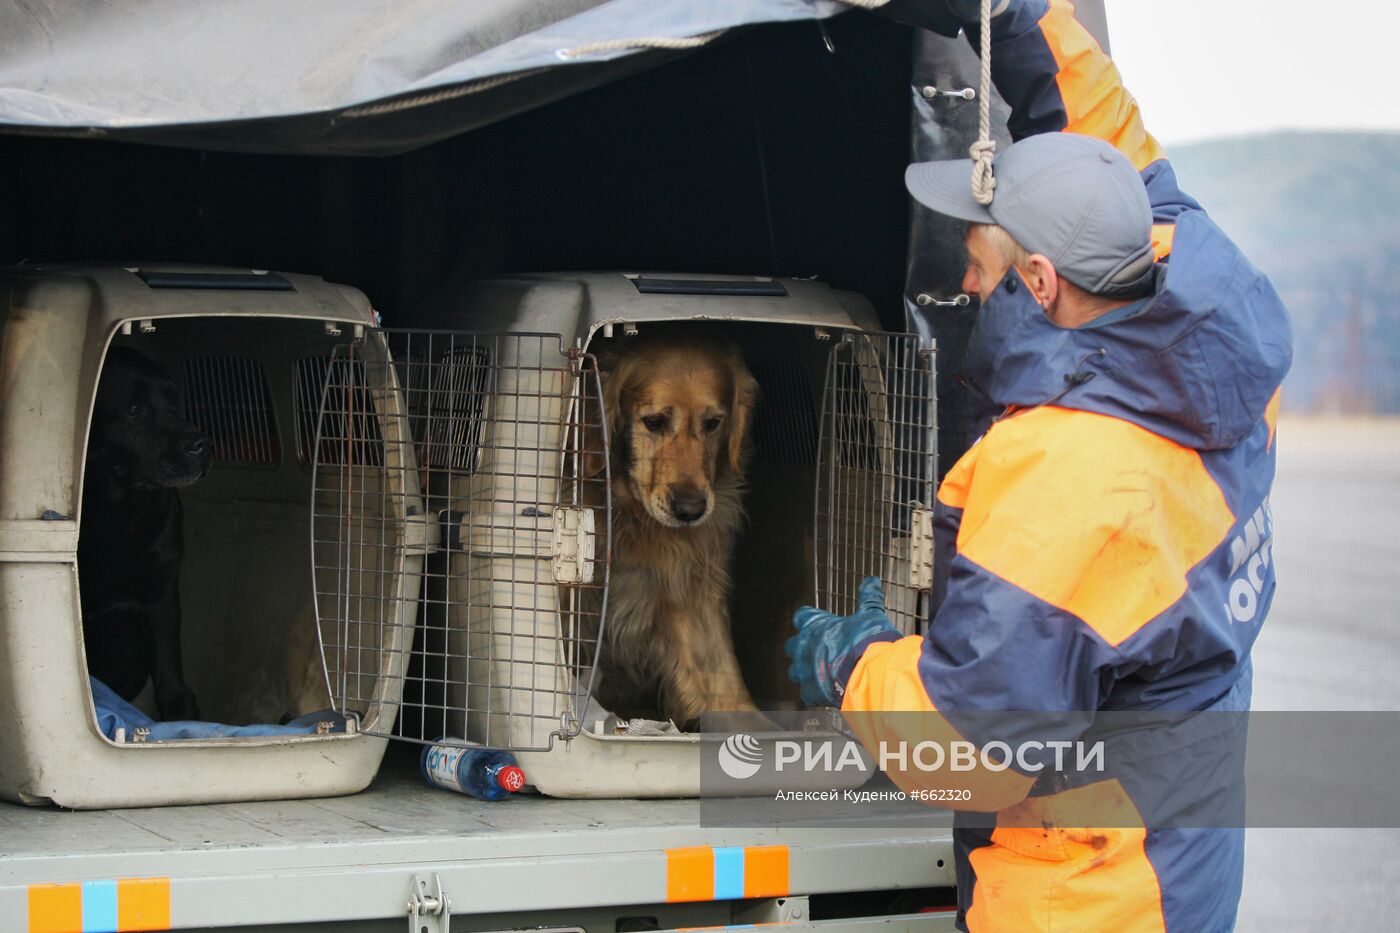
[584,332,761,728]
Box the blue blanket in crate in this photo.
[90,677,346,741]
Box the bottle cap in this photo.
[496,765,526,793]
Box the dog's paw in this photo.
[157,688,201,723]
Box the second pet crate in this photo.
[314,272,938,798]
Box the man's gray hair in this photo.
[971,222,1131,312]
[971,223,1032,269]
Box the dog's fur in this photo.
[79,347,211,721]
[585,333,761,728]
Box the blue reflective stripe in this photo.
[81,880,118,933]
[712,847,745,900]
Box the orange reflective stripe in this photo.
[957,407,1234,647]
[116,878,170,932]
[1151,223,1176,261]
[1264,386,1282,450]
[842,636,1035,812]
[664,846,789,902]
[966,780,1166,932]
[666,847,714,902]
[27,884,81,933]
[1039,0,1166,171]
[742,846,790,898]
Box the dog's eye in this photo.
[125,402,145,418]
[703,416,724,433]
[641,414,668,433]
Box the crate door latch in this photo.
[402,509,441,557]
[551,507,596,584]
[909,506,936,591]
[408,873,451,933]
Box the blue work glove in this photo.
[786,576,901,708]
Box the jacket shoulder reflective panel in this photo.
[941,405,1236,648]
[844,405,1256,728]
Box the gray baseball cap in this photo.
[905,133,1155,297]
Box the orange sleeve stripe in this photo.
[936,446,975,509]
[842,636,1035,812]
[1039,0,1166,171]
[1264,386,1282,451]
[1151,223,1176,261]
[843,637,938,714]
[967,780,1166,931]
[955,407,1235,647]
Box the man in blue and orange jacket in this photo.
[786,1,1292,929]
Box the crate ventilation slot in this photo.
[137,270,292,291]
[294,356,383,467]
[181,356,279,465]
[630,278,788,297]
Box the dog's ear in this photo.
[727,355,759,475]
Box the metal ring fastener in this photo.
[920,85,976,101]
[916,293,971,307]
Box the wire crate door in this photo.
[309,331,425,737]
[314,330,609,752]
[814,332,937,635]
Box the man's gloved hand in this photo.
[874,0,1013,39]
[786,576,900,708]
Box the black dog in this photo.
[79,347,210,721]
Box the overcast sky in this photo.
[1103,0,1400,144]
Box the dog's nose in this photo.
[184,433,210,456]
[669,489,708,524]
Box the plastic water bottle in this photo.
[420,741,526,800]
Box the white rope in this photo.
[564,0,894,60]
[343,68,549,118]
[558,29,727,59]
[969,0,997,204]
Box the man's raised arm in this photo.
[941,0,1201,259]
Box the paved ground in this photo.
[1239,418,1400,931]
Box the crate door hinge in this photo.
[909,506,936,591]
[408,873,451,933]
[551,506,596,584]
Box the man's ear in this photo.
[1021,254,1059,309]
[726,356,760,475]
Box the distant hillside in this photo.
[1166,131,1400,413]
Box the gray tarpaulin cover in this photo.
[0,0,860,154]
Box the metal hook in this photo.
[916,293,971,308]
[817,20,835,54]
[921,85,976,101]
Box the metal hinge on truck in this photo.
[408,875,587,933]
[408,873,450,933]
